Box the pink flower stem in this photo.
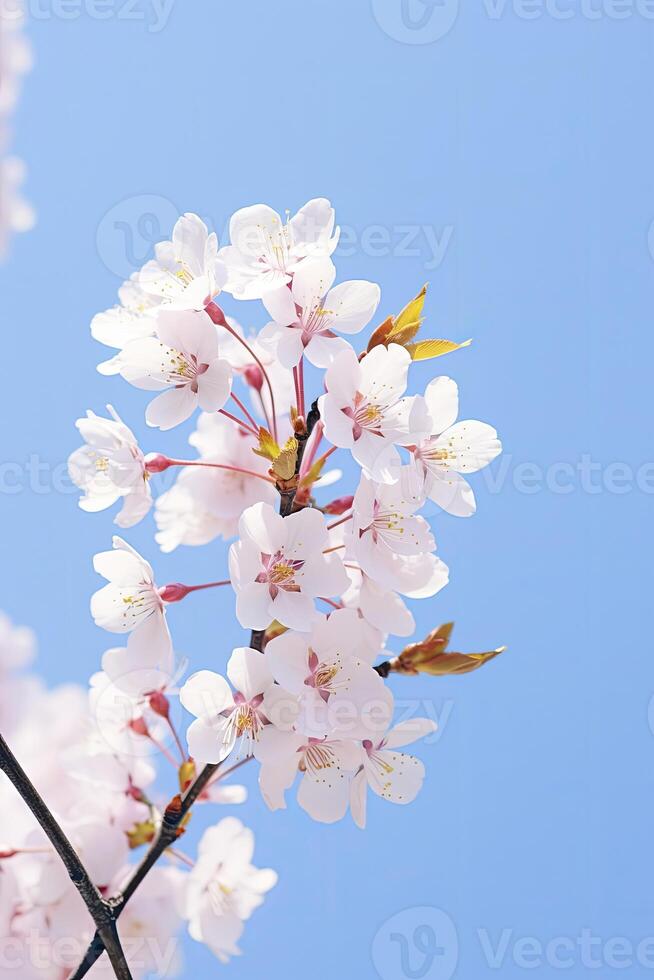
[298,355,306,417]
[319,596,343,610]
[298,421,324,481]
[256,389,272,433]
[184,580,231,591]
[292,364,302,416]
[159,580,231,604]
[218,408,259,437]
[165,459,275,486]
[230,391,260,433]
[206,302,278,442]
[326,512,353,532]
[0,846,52,859]
[323,543,346,555]
[166,848,195,869]
[206,754,254,787]
[165,717,187,762]
[148,735,179,769]
[313,444,338,470]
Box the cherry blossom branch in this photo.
[70,757,253,980]
[0,733,134,980]
[249,398,321,653]
[72,398,322,976]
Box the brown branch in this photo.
[71,757,253,979]
[0,733,133,980]
[250,398,320,653]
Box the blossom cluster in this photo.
[0,0,35,259]
[1,198,502,975]
[0,610,277,975]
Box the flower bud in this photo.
[244,365,264,391]
[127,783,149,804]
[179,759,197,793]
[158,583,191,603]
[144,453,172,474]
[149,691,170,719]
[393,623,505,676]
[129,716,149,737]
[323,495,354,515]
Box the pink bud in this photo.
[127,783,147,804]
[144,453,172,474]
[323,495,354,515]
[205,301,228,327]
[149,691,170,719]
[244,364,264,391]
[129,717,149,737]
[158,583,191,603]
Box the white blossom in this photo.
[69,405,152,528]
[184,818,277,964]
[229,502,349,631]
[90,536,171,656]
[350,718,437,829]
[259,256,380,368]
[409,376,502,516]
[119,308,232,429]
[318,343,430,484]
[180,648,284,765]
[138,212,228,310]
[220,197,339,299]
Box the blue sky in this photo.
[3,1,653,977]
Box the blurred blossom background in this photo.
[1,1,652,977]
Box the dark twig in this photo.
[0,733,133,980]
[249,399,320,653]
[71,757,252,979]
